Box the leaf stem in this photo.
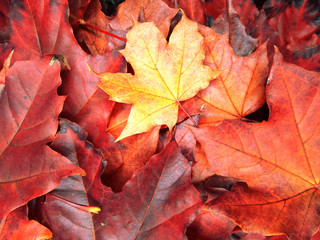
[177,100,197,127]
[78,19,127,42]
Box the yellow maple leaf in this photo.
[89,14,220,141]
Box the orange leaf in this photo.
[196,26,269,126]
[190,49,320,239]
[90,14,221,141]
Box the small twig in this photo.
[177,100,197,126]
[78,19,127,42]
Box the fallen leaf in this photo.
[0,206,52,240]
[73,0,126,55]
[227,0,259,57]
[0,56,83,220]
[101,126,159,192]
[206,0,260,56]
[177,97,200,123]
[109,0,178,38]
[92,14,220,141]
[94,141,202,239]
[263,0,320,71]
[41,119,104,240]
[186,209,236,240]
[196,26,268,126]
[190,49,320,239]
[176,0,206,25]
[264,0,320,48]
[73,88,124,153]
[68,0,91,23]
[231,0,259,28]
[4,0,127,162]
[191,142,216,182]
[4,0,126,118]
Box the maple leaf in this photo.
[94,141,202,239]
[90,14,220,141]
[263,0,320,72]
[205,0,226,19]
[72,0,127,55]
[264,0,320,48]
[35,119,202,239]
[102,126,160,192]
[38,119,104,240]
[195,26,268,126]
[0,206,52,240]
[4,0,126,118]
[4,0,126,157]
[190,50,320,239]
[109,0,178,38]
[0,56,84,220]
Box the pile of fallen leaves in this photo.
[0,0,319,239]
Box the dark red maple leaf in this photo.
[34,119,202,239]
[3,0,126,156]
[94,141,202,239]
[0,56,83,220]
[37,119,104,240]
[4,0,126,117]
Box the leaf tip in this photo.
[86,63,93,74]
[86,63,100,79]
[80,168,87,176]
[88,206,101,214]
[49,55,70,70]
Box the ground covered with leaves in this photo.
[0,0,320,239]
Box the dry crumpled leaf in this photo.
[90,13,220,141]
